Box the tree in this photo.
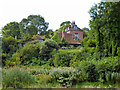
[40,39,59,57]
[89,2,120,57]
[82,27,89,31]
[60,21,71,27]
[2,36,19,66]
[2,36,18,54]
[82,27,89,38]
[19,15,49,36]
[44,29,54,39]
[15,42,41,65]
[2,22,21,39]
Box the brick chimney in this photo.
[71,21,75,28]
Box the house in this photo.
[34,35,45,41]
[17,35,44,47]
[58,21,83,46]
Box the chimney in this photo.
[71,21,75,28]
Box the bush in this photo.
[49,67,82,87]
[77,56,120,83]
[77,60,98,82]
[53,51,74,67]
[16,44,40,65]
[30,68,50,75]
[117,47,120,57]
[35,74,51,84]
[105,71,120,84]
[2,67,36,88]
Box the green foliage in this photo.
[59,38,70,47]
[60,21,71,27]
[51,32,60,42]
[2,67,36,88]
[82,27,89,31]
[52,24,70,43]
[81,37,96,47]
[52,51,74,67]
[77,56,120,83]
[30,68,50,75]
[89,2,120,57]
[4,39,59,66]
[2,22,21,39]
[77,60,98,82]
[20,15,49,36]
[82,27,89,38]
[26,40,41,45]
[105,71,120,84]
[49,67,81,87]
[17,44,40,65]
[81,37,88,47]
[117,47,120,57]
[40,39,59,56]
[2,36,18,54]
[58,24,70,32]
[2,36,19,66]
[87,39,96,47]
[35,74,51,84]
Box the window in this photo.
[65,27,69,31]
[74,26,77,29]
[74,33,79,40]
[40,39,43,41]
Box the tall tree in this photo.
[19,15,49,36]
[89,2,120,56]
[2,22,20,39]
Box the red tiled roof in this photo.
[35,35,44,40]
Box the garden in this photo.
[1,1,120,89]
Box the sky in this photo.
[0,0,101,31]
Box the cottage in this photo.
[34,35,44,41]
[58,21,83,46]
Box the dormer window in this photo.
[74,33,79,40]
[74,26,77,29]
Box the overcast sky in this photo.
[0,0,101,31]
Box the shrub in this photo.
[53,51,74,67]
[87,39,96,47]
[17,44,40,65]
[117,47,120,57]
[2,67,36,88]
[77,56,120,83]
[105,71,120,84]
[30,68,50,75]
[35,74,51,84]
[40,39,59,61]
[77,60,98,82]
[49,67,82,87]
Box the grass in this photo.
[72,82,120,88]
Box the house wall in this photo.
[61,29,83,44]
[67,30,83,41]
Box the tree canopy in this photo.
[88,2,120,56]
[19,15,49,36]
[2,22,21,39]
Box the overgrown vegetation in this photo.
[1,1,120,89]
